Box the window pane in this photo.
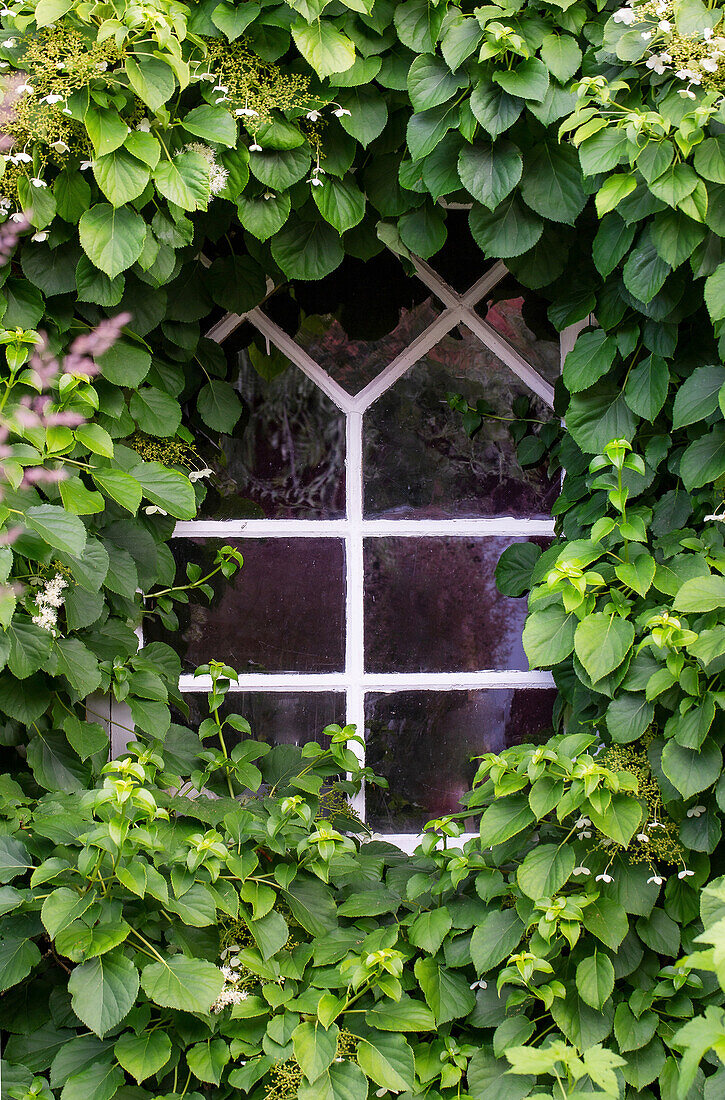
[174,692,345,748]
[147,538,346,673]
[363,328,556,519]
[365,688,556,832]
[364,537,538,672]
[475,284,561,385]
[197,343,346,520]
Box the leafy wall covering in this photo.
[2,0,725,1094]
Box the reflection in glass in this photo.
[475,283,561,385]
[146,538,346,674]
[173,692,345,749]
[363,328,557,519]
[364,537,535,673]
[365,689,557,832]
[198,344,346,521]
[293,298,439,395]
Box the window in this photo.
[148,248,564,844]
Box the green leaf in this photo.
[25,504,87,557]
[623,229,672,303]
[125,55,175,112]
[649,162,698,207]
[249,145,311,189]
[93,148,150,207]
[55,169,92,223]
[457,140,522,211]
[130,461,196,520]
[408,908,453,954]
[129,387,181,437]
[470,81,522,138]
[64,716,108,760]
[470,910,524,974]
[79,204,147,278]
[576,952,615,1010]
[154,152,210,211]
[469,195,543,258]
[271,218,343,280]
[592,213,636,278]
[35,0,73,25]
[140,955,224,1013]
[85,107,129,157]
[540,32,582,81]
[8,620,52,679]
[407,53,467,111]
[661,738,722,798]
[673,365,725,428]
[587,792,642,847]
[298,1060,368,1100]
[562,329,617,394]
[212,0,260,39]
[0,936,41,992]
[398,202,446,258]
[282,874,338,937]
[293,1021,339,1082]
[197,380,243,433]
[705,261,725,321]
[60,1057,123,1100]
[291,20,355,77]
[551,988,614,1049]
[566,382,637,454]
[0,836,32,882]
[366,995,436,1032]
[517,843,575,900]
[595,172,637,218]
[114,1030,172,1084]
[624,354,669,419]
[606,693,654,743]
[479,792,535,847]
[407,101,460,161]
[59,478,104,516]
[522,602,576,667]
[651,208,706,267]
[674,575,725,611]
[582,896,628,950]
[467,1049,534,1100]
[183,105,237,147]
[394,0,446,52]
[413,957,476,1024]
[680,426,725,490]
[313,177,365,234]
[187,1039,230,1085]
[76,423,115,459]
[42,886,96,938]
[521,142,586,225]
[96,341,150,387]
[636,908,680,956]
[493,58,549,101]
[249,908,288,959]
[355,1030,415,1093]
[441,15,483,69]
[337,87,388,148]
[238,192,291,241]
[575,613,634,683]
[69,951,138,1038]
[91,468,142,514]
[495,542,541,597]
[27,731,89,792]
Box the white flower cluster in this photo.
[572,811,702,886]
[614,0,724,97]
[182,142,229,195]
[32,572,67,634]
[210,946,250,1013]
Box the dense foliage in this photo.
[2,0,725,1094]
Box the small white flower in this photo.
[658,19,671,31]
[577,830,592,839]
[215,96,229,104]
[80,160,93,171]
[62,108,72,115]
[144,505,168,515]
[235,107,259,117]
[189,467,213,482]
[16,83,34,94]
[613,7,636,24]
[2,37,16,46]
[310,176,323,187]
[30,177,47,188]
[650,819,665,829]
[647,874,664,886]
[375,1091,388,1098]
[12,151,31,163]
[263,190,275,200]
[469,979,487,990]
[704,27,713,39]
[9,211,24,222]
[679,89,698,99]
[687,805,706,818]
[306,109,322,121]
[332,106,351,117]
[213,84,228,93]
[0,7,12,13]
[31,231,48,242]
[702,58,719,72]
[637,833,650,843]
[40,94,64,104]
[646,56,667,74]
[50,140,69,153]
[136,118,151,132]
[660,52,672,62]
[641,30,653,39]
[678,868,695,879]
[596,872,613,883]
[0,61,7,69]
[249,142,262,152]
[573,865,591,876]
[575,816,591,828]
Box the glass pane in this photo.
[146,538,345,673]
[173,692,345,748]
[474,281,561,385]
[365,688,557,832]
[363,328,557,519]
[364,536,537,673]
[197,334,346,520]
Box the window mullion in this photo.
[345,409,366,819]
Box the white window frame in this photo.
[161,253,567,838]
